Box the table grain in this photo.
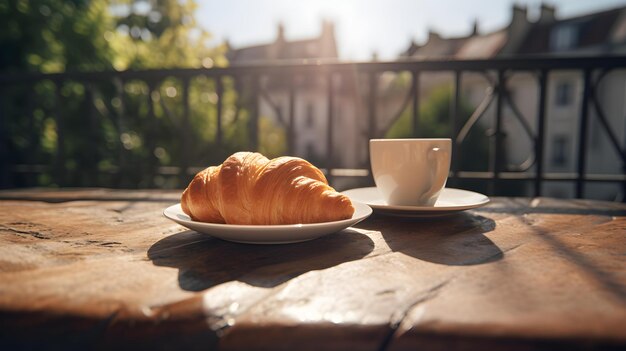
[0,189,625,350]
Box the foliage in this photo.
[386,84,490,172]
[0,0,287,188]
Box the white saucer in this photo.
[163,201,372,244]
[341,187,489,218]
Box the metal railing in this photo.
[0,56,625,200]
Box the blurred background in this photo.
[1,0,626,201]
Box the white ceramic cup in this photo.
[370,138,451,206]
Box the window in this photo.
[305,103,314,128]
[550,24,578,51]
[555,81,573,107]
[551,135,569,167]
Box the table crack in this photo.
[0,224,50,240]
[377,279,450,351]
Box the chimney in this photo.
[499,4,530,55]
[511,4,528,25]
[427,29,441,42]
[371,51,379,62]
[471,19,479,36]
[277,22,285,42]
[321,20,335,37]
[539,4,556,23]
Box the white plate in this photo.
[163,201,372,244]
[342,187,489,218]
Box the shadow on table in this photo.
[358,213,502,266]
[148,229,374,291]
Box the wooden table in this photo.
[0,189,625,350]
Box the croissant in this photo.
[181,152,355,225]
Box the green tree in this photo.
[0,0,287,189]
[0,0,115,73]
[386,85,490,183]
[108,0,228,70]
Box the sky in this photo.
[196,0,626,61]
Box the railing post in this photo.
[114,77,126,187]
[368,72,378,140]
[288,75,296,156]
[411,70,420,137]
[576,69,592,198]
[0,86,7,188]
[26,84,38,186]
[326,71,334,184]
[367,71,378,180]
[490,70,506,196]
[85,82,98,186]
[215,76,223,147]
[146,80,158,187]
[535,70,548,197]
[451,70,462,184]
[180,77,191,187]
[250,74,259,151]
[586,70,626,201]
[53,79,65,186]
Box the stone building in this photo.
[227,21,365,170]
[398,4,626,200]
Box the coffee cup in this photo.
[369,138,451,206]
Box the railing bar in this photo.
[14,164,626,182]
[288,75,296,155]
[53,79,65,186]
[5,56,626,84]
[623,103,626,203]
[146,80,158,187]
[367,71,377,175]
[250,74,260,151]
[457,88,494,143]
[503,88,535,140]
[86,82,98,185]
[326,72,334,184]
[589,77,626,165]
[0,86,7,187]
[368,72,377,139]
[26,85,38,164]
[180,77,191,186]
[215,76,223,147]
[451,71,461,179]
[576,69,592,198]
[114,78,126,187]
[490,70,506,196]
[24,84,38,186]
[411,70,419,137]
[535,69,548,197]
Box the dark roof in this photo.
[517,7,624,54]
[456,30,508,58]
[228,44,269,62]
[403,5,626,60]
[408,34,469,59]
[227,24,338,64]
[405,29,507,60]
[229,38,330,63]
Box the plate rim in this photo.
[163,200,373,230]
[342,187,490,212]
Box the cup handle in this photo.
[420,147,449,204]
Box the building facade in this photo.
[227,22,366,170]
[398,4,626,200]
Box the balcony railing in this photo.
[1,56,625,201]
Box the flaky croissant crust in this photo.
[181,152,355,225]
